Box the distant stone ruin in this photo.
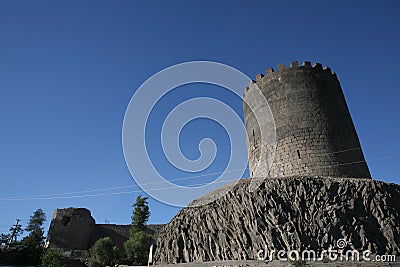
[45,207,162,263]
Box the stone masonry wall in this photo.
[243,61,371,178]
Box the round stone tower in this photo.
[243,61,371,178]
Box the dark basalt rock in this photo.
[154,177,400,264]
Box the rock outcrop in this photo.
[47,208,163,251]
[154,177,400,263]
[46,208,95,250]
[46,207,163,264]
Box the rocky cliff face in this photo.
[46,208,95,250]
[154,177,400,263]
[46,207,163,265]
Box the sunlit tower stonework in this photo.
[243,61,371,178]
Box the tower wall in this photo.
[243,61,371,178]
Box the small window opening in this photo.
[297,150,301,159]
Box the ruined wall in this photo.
[46,207,163,253]
[46,208,95,250]
[243,62,371,178]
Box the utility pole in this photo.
[9,219,22,245]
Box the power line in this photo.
[308,155,400,170]
[315,140,400,157]
[0,154,399,201]
[0,176,245,201]
[0,167,248,200]
[3,139,398,200]
[0,140,398,201]
[8,219,22,244]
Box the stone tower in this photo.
[154,62,400,264]
[243,61,371,178]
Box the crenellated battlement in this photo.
[244,61,337,97]
[261,61,335,77]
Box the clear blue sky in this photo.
[0,1,399,235]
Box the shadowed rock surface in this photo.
[46,207,163,265]
[154,177,400,264]
[46,208,95,250]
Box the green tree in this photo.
[26,209,46,234]
[124,195,152,265]
[89,237,119,267]
[130,195,150,233]
[21,209,47,264]
[0,233,10,246]
[23,208,46,248]
[41,249,64,267]
[123,231,151,265]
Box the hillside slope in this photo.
[154,177,400,264]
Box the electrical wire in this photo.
[0,176,245,201]
[0,139,398,201]
[313,140,400,157]
[0,167,247,200]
